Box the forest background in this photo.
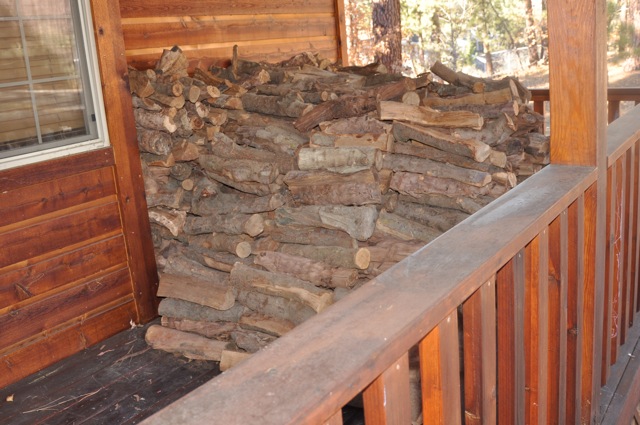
[344,0,640,88]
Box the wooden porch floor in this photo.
[0,320,366,425]
[0,320,219,425]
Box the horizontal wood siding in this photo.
[119,0,341,70]
[0,149,138,388]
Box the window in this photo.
[0,0,108,170]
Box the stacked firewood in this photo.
[132,46,548,368]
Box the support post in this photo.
[548,1,607,422]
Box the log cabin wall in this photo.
[0,0,158,388]
[119,0,348,71]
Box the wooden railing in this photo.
[141,105,640,424]
[532,87,640,124]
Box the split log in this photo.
[294,78,415,132]
[220,350,252,372]
[132,96,162,111]
[393,201,469,233]
[188,234,253,258]
[157,272,235,310]
[266,223,357,249]
[161,316,239,339]
[230,263,334,313]
[275,205,378,241]
[192,192,286,215]
[210,132,295,174]
[309,131,393,152]
[155,46,189,77]
[382,153,491,187]
[158,298,247,323]
[310,115,394,151]
[148,92,185,109]
[203,169,280,196]
[171,140,200,162]
[296,146,382,173]
[239,312,295,337]
[429,60,530,102]
[153,80,184,97]
[393,121,491,162]
[398,193,491,215]
[129,68,155,98]
[284,169,382,206]
[392,140,502,175]
[492,171,518,188]
[242,92,313,118]
[183,213,264,237]
[423,87,514,108]
[206,108,228,126]
[452,114,513,147]
[137,128,174,155]
[145,325,227,361]
[170,162,193,181]
[146,185,185,210]
[277,244,371,270]
[199,154,280,185]
[378,101,484,130]
[231,329,277,353]
[134,108,177,133]
[148,208,186,237]
[489,150,508,168]
[184,246,253,273]
[390,172,492,199]
[254,251,359,289]
[204,94,243,110]
[251,236,281,253]
[430,102,520,123]
[366,239,425,263]
[235,288,317,325]
[375,209,442,243]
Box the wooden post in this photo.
[334,0,349,66]
[548,1,607,421]
[90,0,159,322]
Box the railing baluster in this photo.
[619,155,629,347]
[420,312,462,425]
[525,237,540,423]
[566,196,585,424]
[497,252,526,424]
[462,278,497,425]
[538,229,550,425]
[582,182,603,423]
[559,209,570,422]
[625,145,638,328]
[633,142,640,316]
[603,164,614,382]
[363,353,411,425]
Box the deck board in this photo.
[0,320,220,425]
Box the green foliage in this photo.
[345,0,538,75]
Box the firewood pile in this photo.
[132,46,548,368]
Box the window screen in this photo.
[0,0,106,164]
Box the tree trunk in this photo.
[372,0,403,73]
[524,0,540,65]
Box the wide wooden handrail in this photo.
[142,170,598,424]
[142,105,640,424]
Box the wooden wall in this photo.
[0,0,159,388]
[120,0,347,70]
[0,150,137,387]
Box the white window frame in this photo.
[0,0,110,171]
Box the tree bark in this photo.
[372,0,403,73]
